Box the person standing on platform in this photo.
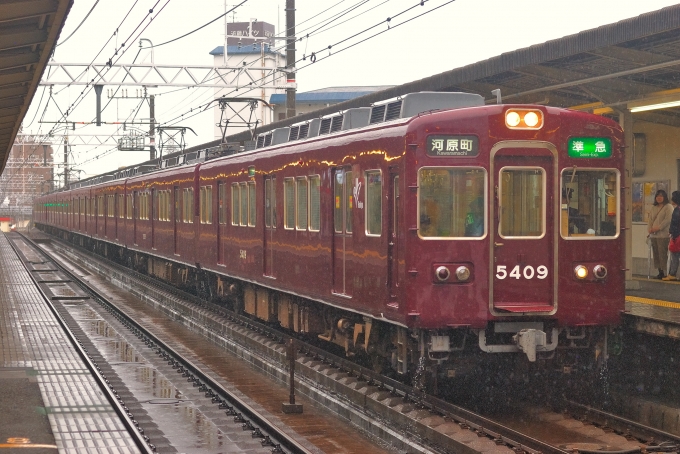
[648,189,674,279]
[663,191,680,281]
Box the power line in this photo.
[152,0,249,48]
[56,0,101,47]
[161,0,450,128]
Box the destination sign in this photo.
[426,135,479,157]
[568,137,612,158]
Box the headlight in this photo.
[593,265,607,279]
[505,109,544,130]
[574,265,588,279]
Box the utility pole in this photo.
[149,92,156,160]
[63,137,68,187]
[286,0,296,119]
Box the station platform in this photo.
[0,233,140,453]
[625,277,680,338]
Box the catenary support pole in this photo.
[149,94,156,161]
[285,0,296,120]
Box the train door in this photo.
[133,191,138,245]
[387,171,401,305]
[174,186,179,254]
[151,188,156,249]
[332,167,354,296]
[263,175,276,277]
[491,144,556,314]
[217,183,224,264]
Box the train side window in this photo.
[167,190,172,221]
[309,175,320,232]
[284,178,295,229]
[182,189,188,222]
[418,167,486,239]
[231,183,239,225]
[183,188,194,223]
[118,194,124,218]
[248,182,255,227]
[219,183,227,225]
[499,167,544,238]
[365,170,382,236]
[200,185,213,224]
[127,194,133,219]
[560,169,619,238]
[239,183,248,226]
[296,177,308,230]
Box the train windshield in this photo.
[561,168,619,238]
[418,168,486,238]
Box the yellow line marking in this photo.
[627,296,680,309]
[0,438,56,449]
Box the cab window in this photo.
[418,168,486,238]
[561,169,619,238]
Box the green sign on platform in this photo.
[568,137,612,158]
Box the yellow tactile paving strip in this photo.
[626,296,680,310]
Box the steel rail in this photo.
[563,399,680,447]
[18,232,312,454]
[7,233,156,454]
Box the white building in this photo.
[210,21,286,141]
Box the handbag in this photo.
[669,236,680,253]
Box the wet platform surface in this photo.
[0,233,140,453]
[624,277,680,338]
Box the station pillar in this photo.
[620,110,639,290]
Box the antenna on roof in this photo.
[492,89,502,104]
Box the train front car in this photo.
[402,104,624,376]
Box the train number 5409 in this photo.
[496,265,548,280]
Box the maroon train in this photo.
[34,92,625,376]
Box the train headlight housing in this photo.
[455,266,471,282]
[593,265,608,279]
[505,109,544,130]
[435,266,451,282]
[574,265,588,279]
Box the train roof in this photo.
[254,92,483,150]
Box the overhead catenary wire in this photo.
[55,0,101,47]
[151,0,249,48]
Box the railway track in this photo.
[8,232,313,454]
[23,230,680,454]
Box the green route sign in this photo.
[568,137,612,158]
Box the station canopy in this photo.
[233,3,680,142]
[0,0,72,174]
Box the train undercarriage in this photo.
[39,225,620,386]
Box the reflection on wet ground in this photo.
[63,303,239,453]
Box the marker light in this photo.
[435,266,451,282]
[505,109,544,130]
[593,265,608,279]
[455,266,471,281]
[574,265,588,279]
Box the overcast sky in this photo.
[18,0,680,179]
